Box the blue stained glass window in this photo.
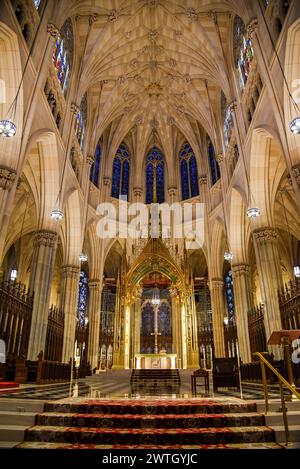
[77,270,89,326]
[111,143,130,199]
[90,142,101,186]
[233,16,254,90]
[225,270,235,322]
[52,18,73,95]
[208,138,220,185]
[179,142,199,200]
[146,147,165,204]
[158,302,171,336]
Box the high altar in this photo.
[135,353,177,369]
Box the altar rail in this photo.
[0,279,33,358]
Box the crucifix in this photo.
[151,304,161,354]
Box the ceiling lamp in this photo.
[247,207,261,218]
[0,119,16,138]
[50,208,64,221]
[294,266,300,278]
[151,285,160,305]
[224,251,233,262]
[79,253,88,262]
[223,317,229,326]
[290,117,300,135]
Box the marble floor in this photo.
[0,369,293,402]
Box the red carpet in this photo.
[0,381,19,389]
[16,398,283,449]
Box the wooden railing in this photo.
[0,279,33,358]
[36,351,71,384]
[248,304,267,355]
[44,305,64,361]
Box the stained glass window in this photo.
[225,270,235,322]
[158,302,171,336]
[77,270,89,326]
[179,142,199,200]
[111,143,130,199]
[52,18,73,96]
[90,142,101,186]
[146,147,165,204]
[221,92,233,150]
[75,93,87,151]
[208,137,220,185]
[233,16,254,90]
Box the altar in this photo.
[135,353,177,369]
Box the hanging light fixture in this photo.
[151,284,160,305]
[0,119,17,138]
[290,117,300,135]
[79,252,88,262]
[294,266,300,278]
[247,207,261,218]
[224,251,233,262]
[50,208,64,221]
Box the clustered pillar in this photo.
[87,279,102,370]
[210,279,226,358]
[61,264,80,363]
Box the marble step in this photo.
[0,398,44,413]
[0,410,37,426]
[0,424,30,442]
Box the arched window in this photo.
[52,18,73,95]
[75,93,87,151]
[77,270,89,326]
[225,270,235,322]
[179,142,199,200]
[233,16,254,90]
[221,92,233,150]
[90,142,101,186]
[208,137,221,185]
[111,143,130,199]
[146,147,165,204]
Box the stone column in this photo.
[231,264,253,363]
[103,177,112,201]
[27,230,58,360]
[210,279,226,358]
[61,264,80,363]
[0,166,17,262]
[252,228,283,345]
[87,279,101,370]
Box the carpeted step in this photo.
[43,400,257,415]
[16,441,284,449]
[35,412,265,429]
[24,425,275,445]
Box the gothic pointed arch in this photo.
[111,142,130,199]
[90,140,101,187]
[146,146,165,204]
[179,142,199,200]
[207,137,220,186]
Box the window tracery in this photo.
[179,142,199,200]
[146,147,165,204]
[111,143,130,199]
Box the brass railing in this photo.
[254,352,300,446]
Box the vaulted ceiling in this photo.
[56,0,250,163]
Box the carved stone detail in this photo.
[247,18,259,39]
[216,153,224,164]
[199,176,207,185]
[107,10,119,22]
[253,228,278,243]
[231,264,251,277]
[210,278,224,289]
[88,279,101,289]
[292,164,300,185]
[71,102,80,116]
[168,187,177,197]
[0,166,17,190]
[61,264,80,279]
[133,187,143,197]
[104,177,111,186]
[33,230,57,248]
[47,23,59,38]
[186,7,198,21]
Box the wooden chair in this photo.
[191,369,209,394]
[212,357,240,392]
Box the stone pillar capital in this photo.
[103,177,111,186]
[133,186,142,197]
[292,163,300,187]
[199,175,207,185]
[231,264,251,277]
[253,227,278,243]
[86,155,94,166]
[0,165,17,190]
[71,102,80,116]
[88,279,101,289]
[210,278,224,289]
[33,230,57,248]
[47,23,59,38]
[246,18,259,39]
[216,153,224,164]
[61,264,80,279]
[228,100,237,112]
[168,186,177,197]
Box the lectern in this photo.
[268,330,300,390]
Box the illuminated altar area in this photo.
[135,353,177,369]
